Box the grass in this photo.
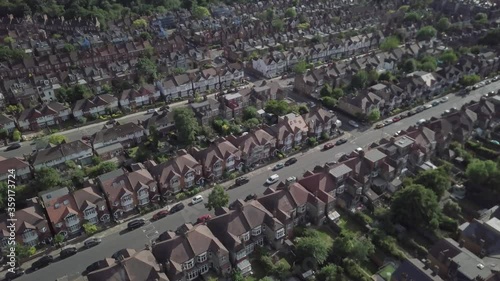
[376,263,396,281]
[128,147,138,159]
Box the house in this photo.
[189,98,221,125]
[92,123,144,149]
[302,108,337,138]
[72,94,119,120]
[226,129,277,167]
[162,74,192,101]
[458,213,500,261]
[252,56,286,78]
[0,157,32,182]
[147,150,204,197]
[190,138,242,180]
[17,102,71,131]
[87,250,168,281]
[143,110,176,136]
[337,91,384,117]
[73,185,111,225]
[97,168,159,219]
[391,258,443,281]
[94,143,125,161]
[152,224,231,281]
[207,200,285,276]
[0,199,52,248]
[31,140,93,170]
[268,113,309,152]
[119,84,160,109]
[0,114,16,133]
[221,93,244,120]
[44,188,84,237]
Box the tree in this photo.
[298,104,309,114]
[206,185,229,211]
[416,26,437,41]
[474,13,488,25]
[48,134,67,145]
[320,84,333,97]
[284,7,297,17]
[322,97,337,109]
[295,236,331,265]
[12,129,21,141]
[443,201,462,219]
[6,104,24,115]
[332,231,374,262]
[439,50,458,65]
[404,12,420,23]
[274,259,291,279]
[351,70,368,89]
[54,233,65,245]
[414,168,451,199]
[15,244,36,259]
[3,36,15,44]
[465,159,498,186]
[148,125,161,149]
[133,19,148,28]
[265,100,289,116]
[83,223,98,235]
[192,6,210,19]
[63,43,76,53]
[479,29,500,46]
[419,56,437,72]
[436,17,450,32]
[293,60,308,74]
[368,69,379,83]
[460,74,481,86]
[391,184,441,230]
[331,88,344,99]
[379,72,395,82]
[243,106,259,121]
[137,58,158,81]
[367,109,381,122]
[380,36,400,51]
[244,118,260,130]
[173,108,199,145]
[317,264,338,281]
[35,167,61,191]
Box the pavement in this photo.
[5,81,500,281]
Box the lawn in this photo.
[376,263,396,281]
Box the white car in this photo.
[191,195,204,205]
[286,176,297,183]
[146,109,157,114]
[424,104,433,109]
[266,174,280,185]
[440,97,448,103]
[348,120,359,128]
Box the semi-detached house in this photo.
[30,140,93,170]
[92,123,144,149]
[17,102,71,131]
[72,94,119,120]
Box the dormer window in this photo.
[182,259,195,270]
[251,226,261,236]
[297,205,306,213]
[197,252,207,263]
[337,186,345,194]
[241,232,250,241]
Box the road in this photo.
[12,81,500,281]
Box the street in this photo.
[12,81,500,281]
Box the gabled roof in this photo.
[31,140,91,166]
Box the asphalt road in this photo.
[12,81,500,281]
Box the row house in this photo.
[0,114,16,133]
[0,157,32,182]
[0,199,51,249]
[266,113,309,152]
[251,56,287,78]
[239,80,285,110]
[119,84,161,109]
[302,108,337,138]
[44,186,110,238]
[91,122,145,149]
[226,129,276,167]
[368,83,406,114]
[152,224,231,281]
[17,102,71,131]
[97,167,158,219]
[207,200,285,275]
[30,140,93,170]
[220,92,245,120]
[88,249,168,281]
[338,90,385,117]
[193,68,219,92]
[189,97,221,126]
[143,110,176,136]
[391,258,443,281]
[190,138,242,180]
[32,74,60,103]
[147,150,204,196]
[72,94,119,120]
[162,74,192,100]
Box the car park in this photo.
[32,255,54,270]
[323,143,335,150]
[266,174,280,185]
[127,219,146,231]
[335,138,348,145]
[152,210,169,221]
[285,157,297,166]
[273,163,285,170]
[60,246,78,259]
[170,203,185,214]
[235,177,250,186]
[191,195,204,205]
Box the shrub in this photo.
[439,215,458,232]
[353,211,373,226]
[83,223,98,235]
[175,192,187,200]
[343,259,372,281]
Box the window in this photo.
[241,232,250,241]
[275,228,285,239]
[251,226,261,236]
[200,264,209,274]
[187,270,199,280]
[183,259,194,270]
[257,238,264,246]
[197,252,207,263]
[297,205,306,213]
[337,186,345,194]
[245,243,254,254]
[236,250,246,260]
[55,223,63,228]
[220,255,226,263]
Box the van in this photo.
[266,174,280,185]
[191,195,204,205]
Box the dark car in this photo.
[59,246,78,259]
[84,237,102,248]
[170,203,185,214]
[85,260,108,274]
[407,110,416,116]
[244,194,257,201]
[127,218,146,230]
[106,119,117,125]
[32,255,54,270]
[285,157,297,166]
[5,268,24,280]
[235,177,250,186]
[415,106,425,113]
[5,143,21,151]
[335,138,348,145]
[152,210,169,221]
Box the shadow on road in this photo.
[118,229,130,236]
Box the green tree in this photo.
[317,264,338,281]
[460,74,481,86]
[3,36,15,44]
[133,19,148,28]
[244,118,260,130]
[322,97,337,109]
[416,26,437,41]
[35,167,61,191]
[12,129,21,141]
[332,231,374,262]
[351,70,368,89]
[293,60,308,74]
[368,69,379,83]
[48,134,67,145]
[271,19,284,31]
[284,7,297,17]
[148,125,161,149]
[404,12,420,23]
[391,184,441,230]
[173,108,199,145]
[380,36,400,51]
[320,84,333,97]
[331,88,344,99]
[403,59,418,73]
[367,109,381,122]
[206,185,229,211]
[243,106,259,121]
[379,72,395,82]
[83,223,98,235]
[274,259,291,279]
[436,17,450,32]
[137,58,158,81]
[63,43,75,53]
[15,244,36,259]
[265,100,289,116]
[465,159,498,186]
[192,6,210,19]
[6,104,24,115]
[419,56,438,72]
[443,201,462,219]
[439,50,458,65]
[414,168,451,199]
[474,13,488,25]
[295,235,331,265]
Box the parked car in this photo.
[442,110,451,116]
[383,119,393,126]
[432,101,440,107]
[170,203,185,214]
[273,163,285,170]
[424,104,433,109]
[81,135,91,141]
[323,143,335,150]
[60,246,78,259]
[416,119,427,125]
[326,160,338,166]
[285,157,297,166]
[286,176,297,183]
[32,255,54,270]
[407,110,416,116]
[266,174,280,185]
[375,123,385,129]
[152,210,169,221]
[416,106,425,113]
[348,120,359,128]
[5,143,21,151]
[5,267,24,280]
[335,138,348,145]
[235,177,250,186]
[196,214,212,224]
[490,140,500,145]
[86,260,107,273]
[146,109,157,114]
[127,219,146,231]
[440,97,449,103]
[394,130,402,137]
[84,237,102,248]
[399,112,409,118]
[191,195,204,205]
[106,119,117,125]
[244,194,258,202]
[392,116,401,122]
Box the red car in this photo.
[323,143,335,150]
[152,210,169,221]
[392,116,401,122]
[196,214,212,224]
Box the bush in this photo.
[83,223,98,235]
[399,237,428,257]
[12,129,21,141]
[353,211,373,226]
[175,192,187,201]
[343,259,372,281]
[371,230,406,260]
[439,215,458,232]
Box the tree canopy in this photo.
[206,185,229,211]
[380,36,400,51]
[414,167,451,199]
[295,230,332,265]
[416,26,437,41]
[391,184,441,230]
[173,108,199,145]
[465,159,500,190]
[367,109,381,122]
[435,17,450,32]
[332,230,374,262]
[460,74,481,86]
[293,60,308,74]
[35,167,62,191]
[265,100,291,116]
[351,70,368,89]
[192,6,211,19]
[48,134,67,145]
